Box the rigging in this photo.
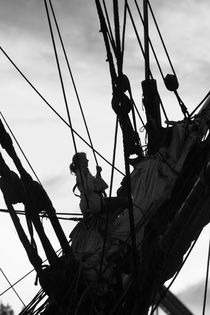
[1,1,210,314]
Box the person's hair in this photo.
[69,152,86,174]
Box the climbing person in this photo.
[70,152,128,215]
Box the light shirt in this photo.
[75,169,108,213]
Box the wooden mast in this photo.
[143,0,150,81]
[141,0,162,155]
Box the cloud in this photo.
[42,173,67,192]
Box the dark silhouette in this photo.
[70,152,128,215]
[112,75,143,160]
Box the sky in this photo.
[0,0,210,313]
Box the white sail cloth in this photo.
[109,121,200,246]
[70,116,209,282]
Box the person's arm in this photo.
[95,166,108,191]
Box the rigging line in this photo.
[44,0,93,232]
[133,151,208,256]
[118,171,199,273]
[149,198,199,310]
[98,117,119,279]
[0,209,81,221]
[190,91,210,117]
[102,0,117,54]
[0,112,41,184]
[48,0,98,166]
[0,47,124,176]
[97,2,143,138]
[133,98,146,129]
[95,0,117,90]
[0,270,34,298]
[122,12,147,129]
[109,117,119,196]
[202,233,210,315]
[150,230,201,314]
[134,0,169,83]
[122,140,141,311]
[0,247,64,299]
[128,82,140,134]
[19,289,46,314]
[147,0,177,78]
[121,0,128,69]
[45,4,89,217]
[0,267,26,307]
[134,0,188,120]
[44,0,77,154]
[20,289,47,314]
[97,192,179,289]
[107,181,164,253]
[126,2,145,69]
[113,0,122,76]
[0,209,25,215]
[57,216,81,221]
[127,2,169,122]
[0,209,83,216]
[149,239,200,315]
[41,211,83,218]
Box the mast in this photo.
[141,0,162,155]
[143,0,150,81]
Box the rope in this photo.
[122,127,140,311]
[0,208,83,221]
[96,1,146,150]
[48,0,98,166]
[44,0,78,155]
[132,98,147,129]
[135,0,189,119]
[149,153,210,311]
[134,0,164,80]
[202,233,210,315]
[45,0,92,211]
[150,233,201,314]
[0,267,26,307]
[19,289,47,315]
[0,47,124,175]
[18,248,64,314]
[95,0,117,90]
[129,1,169,122]
[121,0,128,70]
[0,269,34,298]
[0,112,41,184]
[113,0,122,76]
[111,146,207,311]
[102,0,117,54]
[126,2,146,71]
[0,247,63,300]
[98,117,119,279]
[95,5,143,304]
[147,0,177,78]
[190,91,210,117]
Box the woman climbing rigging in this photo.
[70,152,128,215]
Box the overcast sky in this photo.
[0,0,210,313]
